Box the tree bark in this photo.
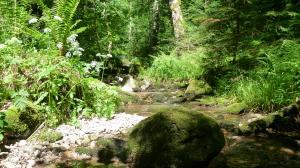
[148,0,160,50]
[169,0,184,38]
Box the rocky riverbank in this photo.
[0,113,145,168]
[1,90,300,168]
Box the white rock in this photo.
[26,160,36,168]
[18,140,27,147]
[90,141,97,148]
[34,150,41,157]
[121,76,137,92]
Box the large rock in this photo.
[121,75,137,92]
[185,79,212,100]
[238,100,300,134]
[128,109,225,168]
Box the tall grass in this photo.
[141,48,206,83]
[226,40,300,112]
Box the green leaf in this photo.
[35,92,49,105]
[71,27,87,35]
[0,120,4,127]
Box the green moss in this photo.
[186,79,212,95]
[96,138,115,148]
[128,108,225,168]
[75,147,98,156]
[95,138,129,164]
[36,129,63,143]
[118,91,141,105]
[185,79,212,101]
[196,96,231,106]
[237,123,251,135]
[5,107,28,134]
[223,103,248,114]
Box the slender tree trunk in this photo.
[128,0,133,43]
[107,22,112,54]
[233,12,240,62]
[169,0,184,38]
[148,0,160,51]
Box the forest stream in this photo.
[1,0,300,168]
[121,91,300,168]
[1,90,300,168]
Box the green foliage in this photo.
[0,0,122,139]
[232,77,280,111]
[141,48,206,83]
[75,147,98,156]
[0,112,7,141]
[0,44,120,126]
[0,0,29,40]
[81,78,120,118]
[227,40,300,112]
[74,0,174,69]
[4,107,29,135]
[49,0,86,55]
[75,0,130,57]
[179,0,300,112]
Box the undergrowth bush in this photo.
[0,44,120,130]
[0,112,6,141]
[141,48,206,83]
[81,78,120,118]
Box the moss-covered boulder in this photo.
[5,107,29,135]
[223,102,248,114]
[128,109,225,168]
[185,79,212,100]
[241,102,300,134]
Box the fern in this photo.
[50,0,86,55]
[0,0,17,40]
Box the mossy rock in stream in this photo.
[35,129,63,143]
[119,91,141,105]
[223,103,248,114]
[185,79,212,101]
[241,102,300,134]
[196,96,231,106]
[96,138,128,164]
[128,109,225,168]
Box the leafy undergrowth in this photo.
[0,46,120,138]
[216,40,300,113]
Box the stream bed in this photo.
[1,91,300,168]
[121,91,300,168]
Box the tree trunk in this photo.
[128,0,133,43]
[148,0,160,51]
[169,0,184,38]
[233,11,240,63]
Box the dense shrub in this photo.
[0,44,120,129]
